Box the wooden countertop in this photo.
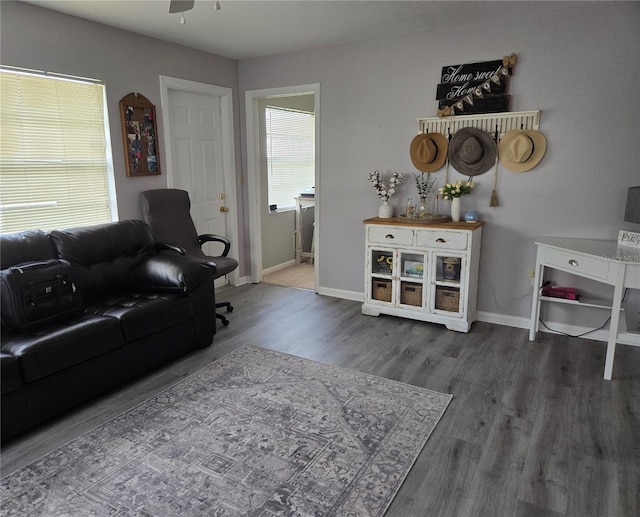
[363,217,484,230]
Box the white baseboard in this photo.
[233,275,252,287]
[262,260,296,276]
[241,283,636,345]
[313,290,634,344]
[476,311,529,329]
[316,286,364,302]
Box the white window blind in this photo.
[0,69,115,233]
[265,106,314,210]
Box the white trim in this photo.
[316,287,364,303]
[245,84,320,288]
[476,310,529,329]
[159,75,239,286]
[308,293,634,344]
[102,87,118,222]
[262,260,296,276]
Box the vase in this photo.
[378,200,393,218]
[417,196,434,218]
[450,197,461,222]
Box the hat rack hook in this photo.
[417,110,540,141]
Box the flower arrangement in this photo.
[414,172,437,199]
[439,179,474,199]
[368,170,405,201]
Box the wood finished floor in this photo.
[2,283,639,516]
[262,263,314,290]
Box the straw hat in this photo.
[410,133,448,172]
[448,127,497,176]
[498,129,547,172]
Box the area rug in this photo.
[1,345,452,517]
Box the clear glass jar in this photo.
[405,198,416,218]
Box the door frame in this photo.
[245,84,320,287]
[159,75,239,286]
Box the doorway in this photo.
[245,84,320,290]
[159,75,239,287]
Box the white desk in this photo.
[529,237,640,380]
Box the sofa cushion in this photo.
[1,353,23,394]
[0,229,56,270]
[84,292,193,342]
[2,315,123,383]
[49,220,155,302]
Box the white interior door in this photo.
[160,76,238,287]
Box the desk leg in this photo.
[529,262,543,341]
[603,266,625,380]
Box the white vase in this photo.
[450,197,461,222]
[378,200,393,218]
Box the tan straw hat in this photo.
[410,133,449,172]
[448,127,497,176]
[498,129,547,172]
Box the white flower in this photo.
[439,178,474,199]
[368,170,405,201]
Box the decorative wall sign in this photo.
[436,78,507,101]
[436,54,517,117]
[438,95,510,116]
[119,93,161,177]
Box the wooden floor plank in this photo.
[2,283,639,517]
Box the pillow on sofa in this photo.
[0,259,83,330]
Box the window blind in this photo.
[265,106,315,210]
[0,69,114,233]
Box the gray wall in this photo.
[238,2,640,327]
[2,1,639,330]
[0,1,246,272]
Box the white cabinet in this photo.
[362,218,483,332]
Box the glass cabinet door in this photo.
[399,251,426,307]
[431,253,465,315]
[370,249,393,303]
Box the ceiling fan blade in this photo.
[168,0,195,14]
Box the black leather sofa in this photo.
[1,220,217,441]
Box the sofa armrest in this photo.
[131,255,216,294]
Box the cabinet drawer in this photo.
[368,226,414,246]
[416,230,468,250]
[542,247,610,281]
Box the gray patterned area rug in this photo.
[1,345,452,517]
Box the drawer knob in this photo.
[436,238,446,243]
[385,234,394,239]
[568,259,579,266]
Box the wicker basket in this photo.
[400,282,423,307]
[435,286,460,312]
[372,279,392,302]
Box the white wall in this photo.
[239,2,640,326]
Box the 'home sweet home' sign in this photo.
[436,54,516,116]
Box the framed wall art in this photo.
[119,93,161,176]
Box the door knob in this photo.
[220,206,229,213]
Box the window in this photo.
[0,68,116,234]
[265,106,314,211]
